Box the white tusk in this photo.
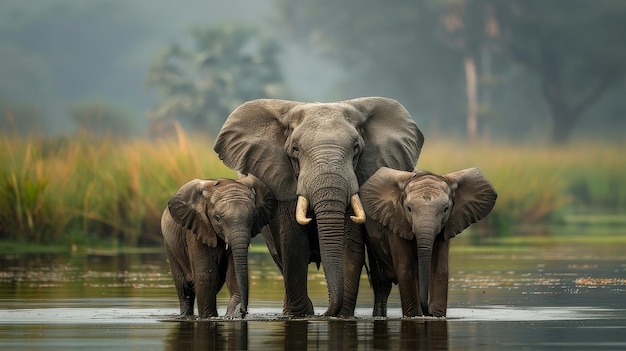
[295,195,312,225]
[350,193,366,224]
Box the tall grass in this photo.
[0,126,235,248]
[417,139,626,235]
[0,129,623,247]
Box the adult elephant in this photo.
[162,175,275,319]
[214,97,423,316]
[360,167,497,317]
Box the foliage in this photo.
[147,24,288,134]
[0,127,235,248]
[67,101,142,138]
[0,100,43,136]
[274,0,626,143]
[492,0,626,143]
[416,139,626,236]
[0,125,623,246]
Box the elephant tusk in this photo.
[295,195,312,225]
[350,193,366,224]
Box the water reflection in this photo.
[1,236,625,350]
[166,320,249,351]
[367,319,449,350]
[163,319,448,350]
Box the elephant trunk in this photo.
[231,233,250,318]
[308,175,349,317]
[417,233,434,316]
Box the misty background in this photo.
[1,0,625,143]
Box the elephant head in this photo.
[167,174,274,317]
[214,97,423,315]
[360,167,497,315]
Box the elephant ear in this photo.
[345,97,425,184]
[167,180,219,247]
[214,99,301,201]
[360,167,415,241]
[442,168,497,240]
[238,173,277,236]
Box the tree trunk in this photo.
[539,42,618,144]
[464,54,479,142]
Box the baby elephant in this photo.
[162,174,274,319]
[361,167,497,318]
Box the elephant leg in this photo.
[364,222,395,317]
[366,243,392,317]
[429,236,450,317]
[273,202,314,316]
[224,252,242,318]
[261,226,284,275]
[166,244,195,318]
[390,235,420,317]
[340,219,364,317]
[188,235,222,318]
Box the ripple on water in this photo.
[1,305,623,325]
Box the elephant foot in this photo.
[285,308,314,317]
[283,296,314,317]
[429,303,446,318]
[226,296,242,317]
[372,302,387,317]
[175,313,196,321]
[322,298,345,317]
[197,310,219,319]
[323,307,341,317]
[284,307,314,318]
[225,303,248,319]
[339,304,357,317]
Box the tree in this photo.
[494,0,626,143]
[275,0,463,135]
[275,0,626,142]
[147,24,288,134]
[437,0,503,141]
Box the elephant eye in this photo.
[353,142,360,154]
[407,206,412,213]
[443,205,449,213]
[291,145,299,156]
[215,214,222,223]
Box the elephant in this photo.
[161,174,275,319]
[360,167,497,317]
[214,97,423,316]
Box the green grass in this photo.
[417,139,626,235]
[0,128,235,248]
[0,129,624,248]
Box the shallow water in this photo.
[1,236,625,350]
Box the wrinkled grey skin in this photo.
[361,167,497,317]
[214,97,423,316]
[161,175,274,319]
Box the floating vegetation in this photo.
[575,277,626,286]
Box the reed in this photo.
[0,128,234,247]
[417,139,625,235]
[0,130,623,247]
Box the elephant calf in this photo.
[361,167,497,317]
[161,175,274,319]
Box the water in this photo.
[1,235,625,350]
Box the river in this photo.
[1,230,625,350]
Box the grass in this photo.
[416,139,626,236]
[0,129,624,248]
[0,127,235,248]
